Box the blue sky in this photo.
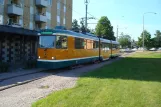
[72,0,161,40]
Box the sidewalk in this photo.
[0,68,45,81]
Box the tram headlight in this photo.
[38,56,41,59]
[52,57,55,60]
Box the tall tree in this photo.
[95,16,115,40]
[80,19,86,33]
[89,29,95,34]
[118,34,131,48]
[154,30,161,48]
[138,30,151,49]
[79,19,92,33]
[71,19,80,32]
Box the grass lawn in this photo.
[32,52,161,107]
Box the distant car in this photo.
[125,48,130,52]
[149,48,156,51]
[157,47,161,51]
[132,48,137,51]
[138,48,147,51]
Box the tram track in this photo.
[0,69,67,91]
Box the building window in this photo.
[29,22,33,30]
[30,0,34,6]
[56,36,67,49]
[30,7,34,14]
[35,23,42,30]
[57,22,60,26]
[57,0,61,10]
[63,18,66,25]
[75,38,86,49]
[64,0,66,5]
[57,15,60,25]
[57,9,60,16]
[30,14,34,22]
[48,0,52,5]
[45,25,50,29]
[0,5,4,14]
[46,12,51,20]
[64,6,66,13]
[0,0,4,5]
[19,19,23,27]
[0,15,3,25]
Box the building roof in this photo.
[0,25,38,36]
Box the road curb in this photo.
[0,74,51,91]
[0,69,46,82]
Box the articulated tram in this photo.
[37,27,120,69]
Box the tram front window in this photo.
[39,36,56,48]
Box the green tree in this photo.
[89,29,95,34]
[79,19,92,33]
[138,30,151,49]
[154,30,161,48]
[95,16,115,40]
[80,19,86,33]
[71,19,80,32]
[118,34,131,48]
[150,38,157,48]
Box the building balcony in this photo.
[35,0,48,7]
[7,4,23,16]
[35,14,47,23]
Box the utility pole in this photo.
[116,25,118,41]
[143,15,144,51]
[131,37,132,49]
[84,0,89,30]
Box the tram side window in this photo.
[75,38,85,49]
[86,40,93,49]
[56,35,68,49]
[116,44,119,49]
[105,43,110,50]
[93,41,99,49]
[112,44,116,49]
[102,43,105,49]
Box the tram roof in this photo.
[38,29,99,41]
[38,29,119,44]
[111,41,119,45]
[100,38,111,43]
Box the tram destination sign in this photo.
[40,31,53,35]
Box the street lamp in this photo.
[116,26,127,41]
[142,12,157,51]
